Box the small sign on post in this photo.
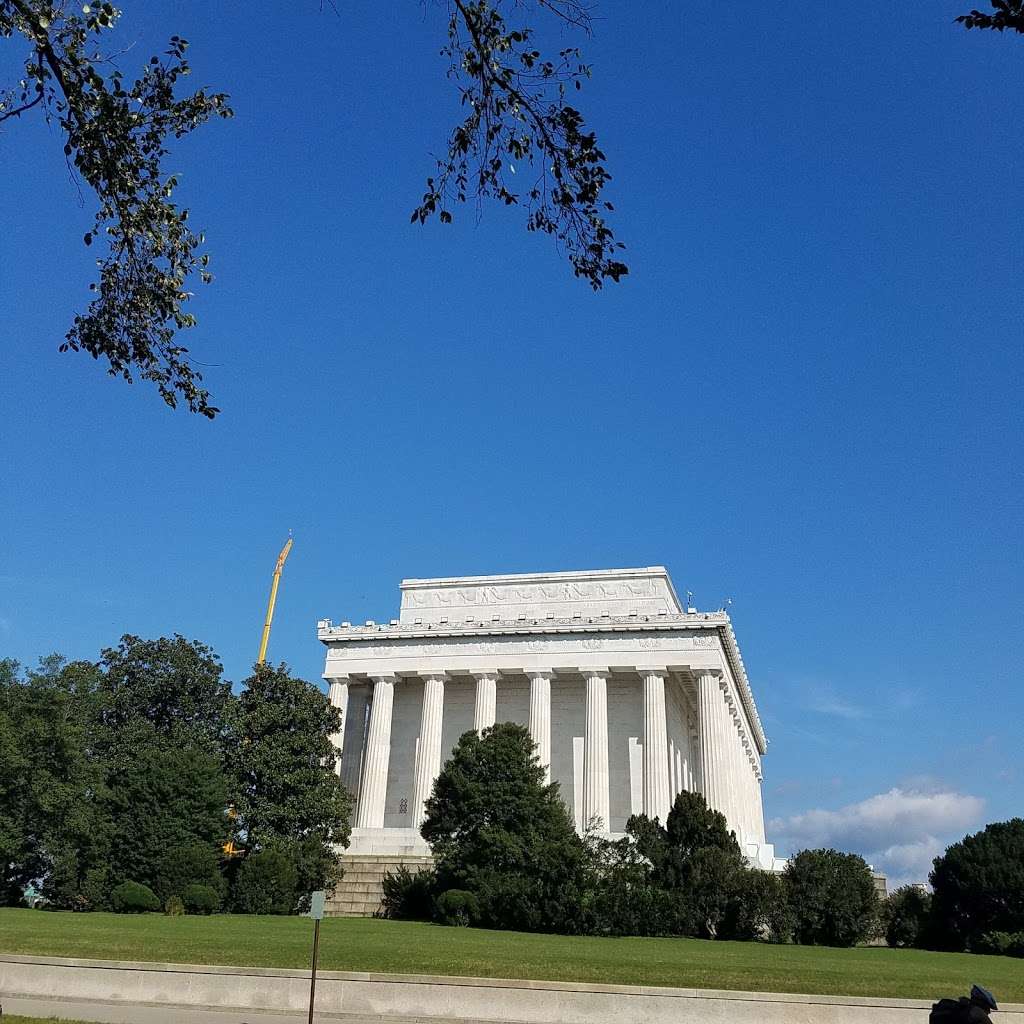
[305,890,327,1024]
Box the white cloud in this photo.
[768,787,985,888]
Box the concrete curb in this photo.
[1,954,1021,1023]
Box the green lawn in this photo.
[0,909,1020,1002]
[3,1018,92,1024]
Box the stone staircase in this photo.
[327,853,433,917]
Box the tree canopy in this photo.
[421,722,586,932]
[1,1,624,416]
[0,638,352,912]
[929,818,1024,951]
[783,848,879,948]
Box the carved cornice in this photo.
[318,612,768,755]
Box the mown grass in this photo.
[0,909,1021,1002]
[2,1018,93,1024]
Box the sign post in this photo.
[305,890,326,1024]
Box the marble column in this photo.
[642,670,671,822]
[327,678,349,775]
[354,674,396,829]
[752,769,766,845]
[341,686,369,797]
[697,671,724,815]
[724,698,740,838]
[472,671,497,734]
[412,673,446,827]
[527,670,553,782]
[583,669,611,831]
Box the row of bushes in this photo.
[380,724,1024,953]
[112,880,219,915]
[885,884,1024,958]
[382,844,878,946]
[379,724,882,946]
[54,839,318,916]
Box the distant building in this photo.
[318,567,785,915]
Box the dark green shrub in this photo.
[435,889,479,927]
[930,818,1024,952]
[579,835,673,937]
[182,883,220,915]
[885,886,932,948]
[720,869,793,943]
[164,895,185,916]
[154,843,225,904]
[627,793,750,939]
[230,844,299,915]
[783,849,879,947]
[379,865,436,920]
[110,880,160,913]
[422,723,587,933]
[974,931,1024,958]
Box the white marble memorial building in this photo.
[318,567,782,901]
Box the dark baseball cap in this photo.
[971,984,998,1011]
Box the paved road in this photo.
[1,994,470,1024]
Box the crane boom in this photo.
[257,535,293,665]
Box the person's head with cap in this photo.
[971,984,998,1011]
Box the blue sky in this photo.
[2,2,1021,884]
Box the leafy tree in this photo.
[153,842,225,905]
[103,743,228,898]
[230,842,300,915]
[421,722,587,933]
[720,867,793,943]
[96,634,231,757]
[783,848,879,948]
[1,1,624,414]
[628,791,750,939]
[956,1,1024,32]
[579,832,672,937]
[885,885,932,949]
[0,665,30,904]
[228,663,353,903]
[929,818,1024,952]
[0,656,106,907]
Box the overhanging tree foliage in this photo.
[1,1,625,415]
[956,1,1024,32]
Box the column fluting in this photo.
[412,673,446,827]
[527,671,553,782]
[697,671,724,815]
[340,686,369,796]
[354,675,396,829]
[327,679,349,775]
[472,672,497,734]
[642,670,671,822]
[583,670,611,831]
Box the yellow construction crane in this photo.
[257,534,293,665]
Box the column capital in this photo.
[369,673,398,685]
[470,670,499,682]
[324,674,352,684]
[640,667,669,679]
[524,668,555,680]
[420,671,448,684]
[582,667,611,680]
